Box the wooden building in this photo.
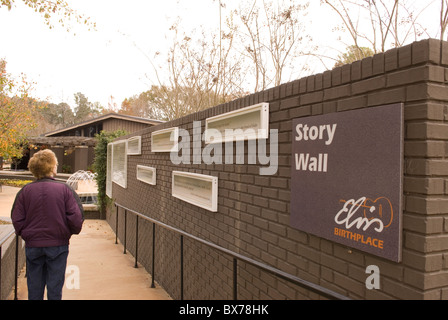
[45,112,162,138]
[24,113,163,173]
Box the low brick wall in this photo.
[0,226,25,300]
[108,39,448,300]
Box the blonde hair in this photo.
[28,149,58,179]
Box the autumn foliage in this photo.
[0,59,42,159]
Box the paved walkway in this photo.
[1,185,172,300]
[0,185,19,220]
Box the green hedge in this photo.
[93,130,127,217]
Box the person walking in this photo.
[11,149,84,300]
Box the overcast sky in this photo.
[1,0,223,108]
[0,0,441,110]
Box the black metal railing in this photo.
[0,228,19,300]
[114,202,350,300]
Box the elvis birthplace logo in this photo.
[334,196,394,250]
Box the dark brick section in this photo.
[108,39,448,300]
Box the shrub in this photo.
[0,179,33,188]
[93,130,127,218]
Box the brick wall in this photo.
[108,39,448,300]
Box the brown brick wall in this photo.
[108,39,448,300]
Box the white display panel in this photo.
[106,143,112,197]
[127,136,142,155]
[205,102,269,144]
[136,165,156,185]
[151,127,179,152]
[111,140,127,188]
[172,171,218,212]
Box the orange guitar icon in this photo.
[338,196,394,229]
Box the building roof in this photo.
[44,112,164,137]
[28,136,97,147]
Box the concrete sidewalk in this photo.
[0,185,20,219]
[1,185,171,300]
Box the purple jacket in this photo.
[11,178,84,248]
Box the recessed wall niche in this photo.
[172,171,218,212]
[205,102,269,144]
[151,127,179,152]
[136,165,156,185]
[127,136,142,155]
[111,140,127,189]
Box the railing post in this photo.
[123,209,127,254]
[151,223,156,288]
[180,235,184,301]
[233,258,237,300]
[134,215,139,268]
[115,205,118,245]
[0,246,2,300]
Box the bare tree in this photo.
[441,0,448,40]
[147,16,246,121]
[236,0,312,91]
[321,0,431,54]
[238,1,268,92]
[130,0,314,120]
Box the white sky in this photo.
[1,0,225,108]
[0,0,442,110]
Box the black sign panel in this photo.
[290,104,403,262]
